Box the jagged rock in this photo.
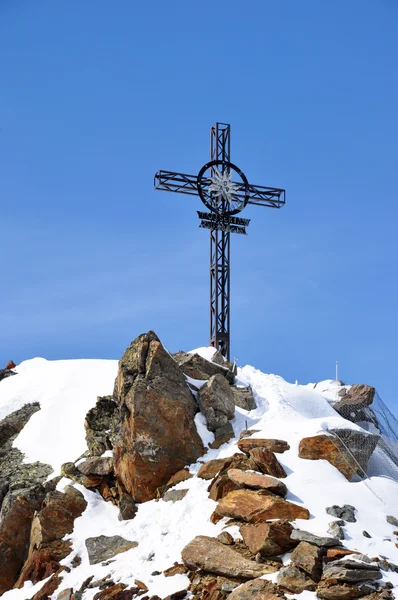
[92,583,136,600]
[386,515,398,527]
[85,535,138,565]
[326,504,357,522]
[197,458,231,480]
[328,520,345,539]
[240,520,296,556]
[164,563,188,577]
[5,360,16,370]
[113,331,204,502]
[322,565,381,582]
[317,580,375,599]
[237,438,290,455]
[77,457,114,476]
[334,385,377,424]
[290,529,342,547]
[0,369,16,383]
[228,577,288,599]
[85,396,118,456]
[239,429,261,439]
[163,489,188,502]
[277,564,316,593]
[209,422,235,449]
[0,402,40,448]
[215,489,310,523]
[166,468,193,487]
[0,485,46,594]
[173,351,234,381]
[15,486,87,587]
[198,374,235,432]
[118,494,137,521]
[298,430,379,479]
[231,386,256,411]
[248,447,287,478]
[325,548,361,561]
[181,535,278,578]
[363,530,372,538]
[227,469,287,496]
[31,570,66,600]
[290,541,324,581]
[208,472,242,501]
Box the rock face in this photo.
[231,386,256,411]
[240,521,296,556]
[198,374,235,432]
[15,486,87,587]
[181,535,278,579]
[334,385,376,424]
[215,489,310,523]
[298,430,379,479]
[113,331,204,502]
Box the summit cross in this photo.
[154,122,286,361]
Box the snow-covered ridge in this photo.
[1,353,398,599]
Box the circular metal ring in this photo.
[197,159,249,216]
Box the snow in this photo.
[1,351,398,600]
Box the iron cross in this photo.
[154,122,285,361]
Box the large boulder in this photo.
[298,430,379,480]
[15,486,87,587]
[214,489,310,523]
[290,541,324,581]
[198,374,235,432]
[231,386,256,411]
[113,331,204,502]
[85,535,138,565]
[334,385,376,425]
[181,535,278,579]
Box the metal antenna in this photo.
[154,123,286,361]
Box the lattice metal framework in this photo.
[154,123,285,360]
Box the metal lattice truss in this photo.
[154,122,285,360]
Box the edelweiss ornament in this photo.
[208,169,239,205]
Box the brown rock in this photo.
[208,473,242,501]
[113,331,204,502]
[228,577,288,599]
[197,458,231,480]
[93,583,135,600]
[240,521,296,556]
[228,469,287,497]
[174,352,232,381]
[317,580,374,599]
[217,531,234,545]
[277,565,316,593]
[215,489,309,523]
[164,563,188,577]
[209,422,235,449]
[325,548,361,562]
[198,374,235,432]
[248,447,287,478]
[181,535,278,579]
[5,360,16,370]
[16,487,87,587]
[334,385,376,424]
[31,571,63,600]
[231,386,256,411]
[166,469,193,487]
[77,457,114,476]
[290,541,324,581]
[237,438,290,455]
[0,487,45,595]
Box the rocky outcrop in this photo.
[181,535,278,579]
[198,374,235,432]
[334,385,377,425]
[85,535,138,565]
[173,351,236,383]
[0,368,16,383]
[231,386,256,411]
[299,430,379,479]
[237,438,290,455]
[15,486,87,587]
[214,489,310,523]
[113,331,204,502]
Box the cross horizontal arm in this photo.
[155,171,285,211]
[154,170,199,196]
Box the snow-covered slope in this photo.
[1,353,398,599]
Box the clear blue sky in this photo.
[1,1,398,410]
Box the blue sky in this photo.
[1,1,398,410]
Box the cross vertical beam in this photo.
[209,123,231,359]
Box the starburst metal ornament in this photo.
[208,169,239,205]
